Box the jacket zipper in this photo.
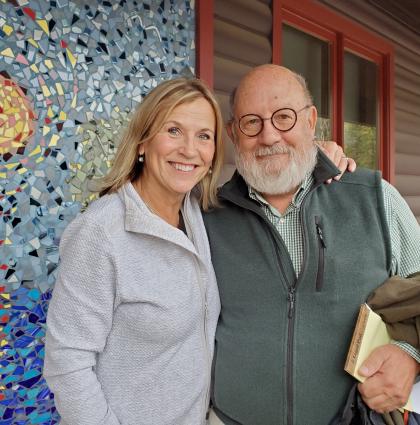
[196,258,211,423]
[315,216,326,292]
[183,214,211,424]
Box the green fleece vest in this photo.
[203,163,392,425]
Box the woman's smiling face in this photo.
[138,97,216,202]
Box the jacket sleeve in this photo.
[368,273,420,358]
[43,216,120,425]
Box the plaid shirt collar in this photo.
[248,172,314,217]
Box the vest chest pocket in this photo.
[315,215,326,292]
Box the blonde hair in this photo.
[98,78,224,210]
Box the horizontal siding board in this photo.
[403,196,420,218]
[395,75,420,98]
[214,90,236,166]
[395,48,420,76]
[395,93,420,120]
[395,87,420,110]
[395,132,420,155]
[395,153,420,175]
[395,110,420,134]
[214,19,271,66]
[395,175,420,196]
[395,63,420,85]
[214,90,231,118]
[214,0,271,36]
[395,108,420,125]
[214,55,253,93]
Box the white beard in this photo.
[235,141,318,195]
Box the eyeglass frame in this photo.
[235,104,313,137]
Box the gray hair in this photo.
[293,72,313,106]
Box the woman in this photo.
[44,78,224,425]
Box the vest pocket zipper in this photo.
[315,216,326,292]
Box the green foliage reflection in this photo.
[344,122,377,169]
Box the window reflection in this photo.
[282,24,331,140]
[344,52,378,169]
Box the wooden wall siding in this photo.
[214,0,272,182]
[318,0,420,222]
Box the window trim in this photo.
[196,0,214,87]
[272,0,395,181]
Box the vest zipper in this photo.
[219,182,325,425]
[285,184,322,425]
[315,216,326,292]
[287,287,295,318]
[286,286,296,425]
[268,228,295,425]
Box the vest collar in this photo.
[219,149,340,206]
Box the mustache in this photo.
[254,144,292,157]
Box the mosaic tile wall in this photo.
[0,0,195,423]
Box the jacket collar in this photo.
[118,182,199,255]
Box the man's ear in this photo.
[226,121,236,144]
[308,105,318,131]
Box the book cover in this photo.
[345,303,420,413]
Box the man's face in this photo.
[229,68,318,195]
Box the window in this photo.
[273,0,394,180]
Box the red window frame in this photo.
[196,0,395,182]
[196,0,214,88]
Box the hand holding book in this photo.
[345,304,420,413]
[357,343,419,413]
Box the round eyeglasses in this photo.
[237,104,312,137]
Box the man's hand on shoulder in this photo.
[357,344,420,413]
[317,141,356,183]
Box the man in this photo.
[203,64,420,425]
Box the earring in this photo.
[208,167,212,175]
[138,154,144,163]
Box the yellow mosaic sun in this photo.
[0,75,36,154]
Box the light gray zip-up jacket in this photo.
[44,182,220,425]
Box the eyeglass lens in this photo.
[239,108,297,136]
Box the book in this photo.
[345,303,420,413]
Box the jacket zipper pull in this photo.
[316,224,326,248]
[288,288,295,318]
